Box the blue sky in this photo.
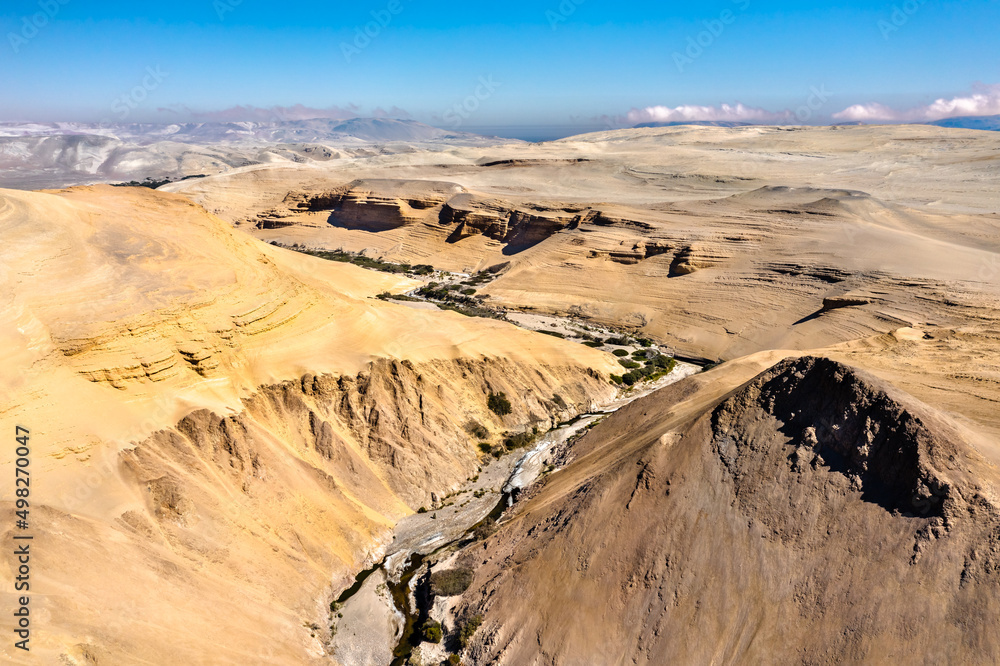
[1,0,997,136]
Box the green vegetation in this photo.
[583,340,603,348]
[487,391,512,416]
[537,330,565,338]
[465,420,490,440]
[448,655,461,665]
[477,442,493,455]
[376,292,423,302]
[461,288,476,295]
[414,283,504,320]
[430,568,475,597]
[618,360,641,369]
[502,428,538,450]
[606,336,632,346]
[417,506,428,514]
[112,176,176,188]
[421,620,443,643]
[612,354,677,386]
[281,246,421,275]
[612,349,629,357]
[438,302,504,319]
[458,615,484,649]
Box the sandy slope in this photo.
[0,185,618,664]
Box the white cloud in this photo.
[627,102,795,125]
[833,83,1000,122]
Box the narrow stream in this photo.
[329,362,702,664]
[388,553,427,665]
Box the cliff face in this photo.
[101,356,608,666]
[452,356,1000,665]
[0,185,618,665]
[260,179,467,230]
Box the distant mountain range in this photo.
[0,118,515,190]
[0,118,497,145]
[925,115,1000,131]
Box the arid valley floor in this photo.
[2,123,999,665]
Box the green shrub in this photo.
[461,288,476,295]
[448,655,461,665]
[430,568,474,597]
[620,356,676,386]
[477,442,492,454]
[459,615,484,648]
[503,430,537,450]
[465,420,490,440]
[421,620,443,643]
[417,506,428,514]
[610,374,623,384]
[618,360,640,369]
[487,392,512,416]
[583,341,603,348]
[612,349,629,357]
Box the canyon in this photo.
[1,123,999,664]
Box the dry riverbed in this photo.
[326,361,700,665]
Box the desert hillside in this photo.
[450,355,1000,664]
[0,185,618,664]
